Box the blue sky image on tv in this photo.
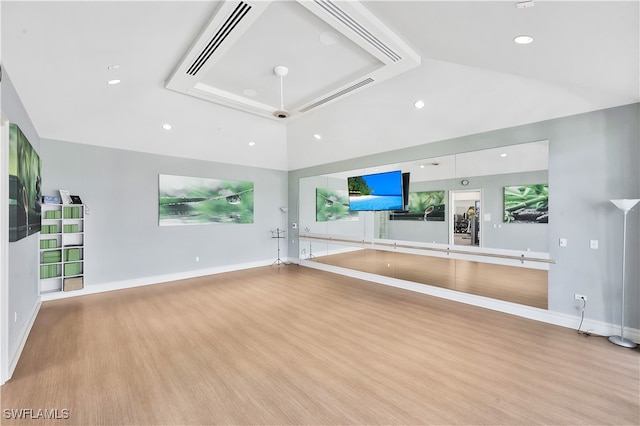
[348,170,403,211]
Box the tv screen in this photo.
[347,170,404,211]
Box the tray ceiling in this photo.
[166,0,420,120]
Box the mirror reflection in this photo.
[297,140,550,309]
[299,140,548,251]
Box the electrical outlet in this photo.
[559,238,568,247]
[574,293,587,301]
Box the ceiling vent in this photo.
[312,0,401,62]
[300,78,375,113]
[166,0,420,121]
[186,2,252,76]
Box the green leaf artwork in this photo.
[159,174,254,226]
[503,184,548,223]
[390,190,445,221]
[9,123,42,241]
[408,191,445,219]
[316,188,359,222]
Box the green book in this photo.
[64,262,82,276]
[65,248,81,261]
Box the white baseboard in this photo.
[7,297,41,382]
[40,259,282,302]
[300,260,640,344]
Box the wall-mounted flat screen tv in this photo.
[347,170,404,211]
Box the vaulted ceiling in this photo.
[2,1,638,171]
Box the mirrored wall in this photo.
[298,140,551,309]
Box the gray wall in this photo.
[41,140,288,286]
[2,68,41,363]
[288,103,640,328]
[387,170,548,251]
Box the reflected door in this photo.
[450,190,481,247]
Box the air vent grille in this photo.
[186,2,252,76]
[313,0,401,62]
[300,78,374,112]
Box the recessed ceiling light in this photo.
[313,134,322,140]
[414,100,425,109]
[107,79,121,85]
[107,64,120,70]
[419,164,425,169]
[162,123,172,130]
[500,153,508,158]
[248,141,255,146]
[514,35,534,45]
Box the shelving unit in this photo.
[39,203,85,294]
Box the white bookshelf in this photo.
[39,203,85,294]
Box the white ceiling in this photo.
[1,1,638,171]
[165,0,420,119]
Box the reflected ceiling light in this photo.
[162,123,172,130]
[419,164,425,169]
[514,35,534,45]
[500,153,508,158]
[107,79,121,85]
[248,141,255,146]
[414,100,425,109]
[313,134,322,140]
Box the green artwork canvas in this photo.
[159,174,254,226]
[504,184,548,223]
[9,123,41,242]
[316,188,359,222]
[391,190,445,221]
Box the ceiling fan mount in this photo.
[273,65,290,119]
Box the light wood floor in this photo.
[314,249,548,308]
[2,265,638,425]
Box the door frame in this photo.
[449,189,483,248]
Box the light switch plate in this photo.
[590,240,599,249]
[559,238,568,247]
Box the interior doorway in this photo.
[450,190,481,247]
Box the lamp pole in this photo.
[609,199,640,348]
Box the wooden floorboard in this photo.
[1,265,637,425]
[315,249,548,308]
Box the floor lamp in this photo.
[609,199,640,348]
